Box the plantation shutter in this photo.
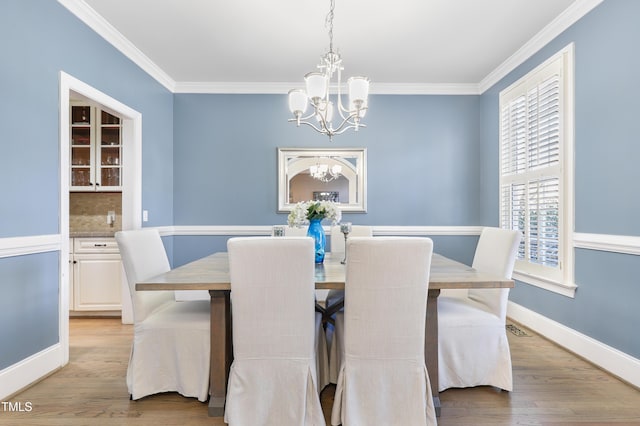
[500,68,562,269]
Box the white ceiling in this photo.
[66,0,597,93]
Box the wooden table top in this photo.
[137,252,514,292]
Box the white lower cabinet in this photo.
[70,238,122,312]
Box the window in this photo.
[499,44,576,297]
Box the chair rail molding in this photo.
[574,232,640,256]
[0,235,60,259]
[4,230,639,257]
[165,225,484,237]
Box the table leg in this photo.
[321,295,344,327]
[208,290,232,417]
[426,288,441,417]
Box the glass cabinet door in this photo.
[70,106,95,190]
[70,105,122,191]
[98,110,122,189]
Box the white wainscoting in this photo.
[0,234,64,400]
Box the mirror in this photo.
[278,148,367,213]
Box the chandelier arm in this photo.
[331,121,367,136]
[337,102,368,121]
[332,125,358,136]
[292,119,329,135]
[331,125,358,136]
[329,113,363,134]
[300,110,321,121]
[315,109,333,134]
[337,100,351,116]
[334,64,349,120]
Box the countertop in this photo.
[70,231,117,238]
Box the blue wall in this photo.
[0,253,59,369]
[171,93,481,263]
[0,0,175,237]
[173,93,481,227]
[0,0,174,369]
[479,0,640,357]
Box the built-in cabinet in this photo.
[69,237,122,312]
[70,103,122,191]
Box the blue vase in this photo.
[307,218,326,263]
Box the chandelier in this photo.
[309,161,342,182]
[287,0,370,141]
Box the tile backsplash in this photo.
[70,192,122,234]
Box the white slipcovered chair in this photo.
[271,229,332,391]
[437,227,521,392]
[115,229,210,402]
[224,237,326,426]
[331,237,437,426]
[326,225,372,383]
[324,225,372,307]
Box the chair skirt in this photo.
[127,300,210,402]
[438,296,513,392]
[224,360,325,426]
[330,313,437,426]
[332,358,437,425]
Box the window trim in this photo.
[499,43,576,297]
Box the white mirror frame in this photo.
[278,147,367,213]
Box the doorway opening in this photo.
[59,71,142,364]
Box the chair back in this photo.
[468,227,521,319]
[330,225,372,254]
[344,237,433,360]
[115,229,174,324]
[227,236,316,359]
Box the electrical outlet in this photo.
[143,210,149,222]
[107,211,116,225]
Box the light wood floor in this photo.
[3,318,640,425]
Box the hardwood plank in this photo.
[3,318,640,425]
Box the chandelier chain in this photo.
[325,0,335,53]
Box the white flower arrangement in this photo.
[287,200,342,227]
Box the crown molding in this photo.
[369,83,480,96]
[173,82,292,95]
[57,0,176,92]
[173,81,481,95]
[478,0,603,93]
[59,0,602,96]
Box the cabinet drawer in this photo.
[74,237,119,254]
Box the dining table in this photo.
[137,251,514,417]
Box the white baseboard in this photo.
[0,344,63,400]
[507,302,640,389]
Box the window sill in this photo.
[512,270,577,298]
